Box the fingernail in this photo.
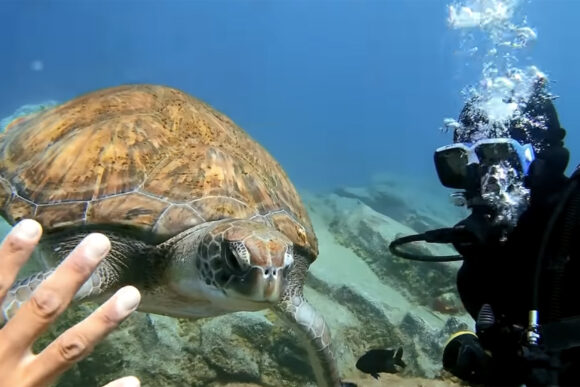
[83,233,110,261]
[14,219,41,240]
[116,286,141,313]
[122,376,140,387]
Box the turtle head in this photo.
[198,219,294,305]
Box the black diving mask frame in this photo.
[434,138,535,190]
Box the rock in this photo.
[310,191,463,309]
[304,192,473,379]
[430,292,466,315]
[211,373,465,387]
[333,172,467,233]
[197,314,269,383]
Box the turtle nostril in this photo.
[264,267,278,277]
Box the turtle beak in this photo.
[264,281,276,298]
[231,265,284,302]
[262,267,282,301]
[251,265,284,302]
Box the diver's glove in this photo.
[442,331,491,384]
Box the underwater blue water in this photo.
[0,0,578,193]
[1,2,580,385]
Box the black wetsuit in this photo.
[455,168,580,385]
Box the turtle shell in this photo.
[0,85,318,259]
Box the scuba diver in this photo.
[389,79,580,386]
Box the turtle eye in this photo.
[226,242,249,272]
[225,249,242,271]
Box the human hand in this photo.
[0,219,141,387]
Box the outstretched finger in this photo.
[30,286,141,385]
[102,376,141,387]
[0,219,42,303]
[4,233,110,353]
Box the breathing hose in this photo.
[389,228,465,262]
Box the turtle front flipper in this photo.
[0,231,154,326]
[0,270,54,325]
[274,253,345,387]
[0,266,112,326]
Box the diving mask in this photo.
[434,138,535,190]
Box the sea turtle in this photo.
[0,85,344,386]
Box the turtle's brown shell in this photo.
[0,85,318,258]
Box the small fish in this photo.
[355,347,406,379]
